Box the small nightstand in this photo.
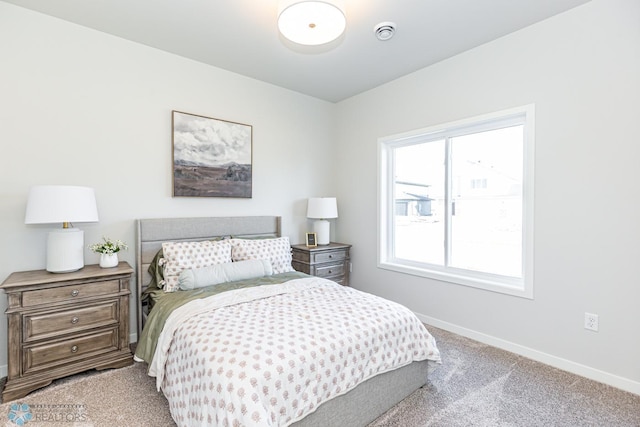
[291,242,351,286]
[0,262,134,401]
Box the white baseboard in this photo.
[416,312,640,396]
[0,332,140,380]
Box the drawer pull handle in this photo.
[329,255,333,258]
[328,270,332,274]
[71,345,78,353]
[71,317,79,324]
[70,290,79,297]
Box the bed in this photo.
[134,216,440,426]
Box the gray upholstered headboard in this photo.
[135,216,282,336]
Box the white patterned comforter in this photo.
[149,277,441,427]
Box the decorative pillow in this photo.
[230,237,294,274]
[178,259,273,290]
[162,240,233,292]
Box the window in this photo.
[378,105,534,298]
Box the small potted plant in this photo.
[89,237,128,268]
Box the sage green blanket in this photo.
[134,271,309,365]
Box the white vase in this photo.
[99,253,118,268]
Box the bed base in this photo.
[293,359,430,426]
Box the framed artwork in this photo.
[172,110,252,198]
[305,232,317,248]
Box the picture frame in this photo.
[305,232,317,248]
[172,110,252,198]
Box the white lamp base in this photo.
[47,228,85,273]
[313,219,331,245]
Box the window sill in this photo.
[378,260,533,299]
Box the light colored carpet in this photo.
[0,360,173,427]
[1,326,639,426]
[371,327,640,427]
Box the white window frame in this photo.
[377,105,535,299]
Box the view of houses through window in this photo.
[379,106,534,296]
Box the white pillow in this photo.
[162,240,232,292]
[178,259,273,290]
[230,237,294,274]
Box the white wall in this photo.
[0,2,336,370]
[335,0,640,394]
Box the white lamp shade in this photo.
[25,185,99,273]
[307,197,338,219]
[278,0,346,46]
[307,197,337,245]
[25,185,99,225]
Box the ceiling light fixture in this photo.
[374,22,396,41]
[278,0,346,46]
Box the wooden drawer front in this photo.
[291,250,311,263]
[24,328,119,374]
[24,301,118,342]
[312,250,347,264]
[22,280,120,307]
[315,263,345,278]
[291,261,311,275]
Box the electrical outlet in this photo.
[584,312,599,332]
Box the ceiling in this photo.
[3,0,591,102]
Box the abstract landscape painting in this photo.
[172,111,252,198]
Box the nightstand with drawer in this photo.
[0,262,134,401]
[291,242,351,286]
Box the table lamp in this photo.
[25,185,99,273]
[307,197,338,245]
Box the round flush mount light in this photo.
[374,22,396,41]
[278,0,346,46]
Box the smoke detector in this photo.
[374,22,396,41]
